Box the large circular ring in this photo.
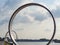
[8,3,56,45]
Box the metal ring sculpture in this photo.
[8,3,56,45]
[4,30,18,45]
[5,30,18,40]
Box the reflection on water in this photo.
[0,41,60,45]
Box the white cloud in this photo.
[11,18,56,39]
[0,0,60,40]
[48,0,60,10]
[0,0,34,25]
[0,16,60,39]
[54,18,60,39]
[25,15,35,22]
[54,0,60,7]
[0,0,33,37]
[0,23,8,37]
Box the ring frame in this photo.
[8,3,56,45]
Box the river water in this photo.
[0,41,60,45]
[17,42,60,45]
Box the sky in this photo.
[0,0,60,40]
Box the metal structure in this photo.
[8,3,56,45]
[5,30,18,40]
[4,30,18,45]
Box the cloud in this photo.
[33,0,60,18]
[1,16,60,39]
[11,18,60,39]
[15,15,32,23]
[47,0,60,18]
[0,23,8,37]
[0,0,33,37]
[1,0,60,26]
[11,6,50,24]
[46,0,60,18]
[30,13,47,21]
[0,0,34,25]
[0,0,60,39]
[3,0,33,10]
[11,17,55,39]
[51,7,60,18]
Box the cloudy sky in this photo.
[0,0,60,39]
